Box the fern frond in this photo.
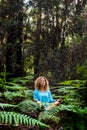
[58,86,78,94]
[77,107,87,114]
[45,106,60,116]
[0,92,2,97]
[18,99,41,113]
[4,84,26,91]
[38,111,60,124]
[58,104,80,113]
[24,90,33,99]
[0,103,16,110]
[10,77,30,85]
[4,91,23,101]
[0,111,49,128]
[59,80,86,86]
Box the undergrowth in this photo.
[0,73,87,130]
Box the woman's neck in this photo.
[40,86,46,91]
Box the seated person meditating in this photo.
[33,76,61,110]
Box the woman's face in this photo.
[40,78,46,87]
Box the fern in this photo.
[4,91,23,101]
[0,92,2,97]
[0,77,87,130]
[10,76,34,85]
[38,111,60,124]
[4,83,26,91]
[75,114,86,130]
[38,106,61,124]
[59,80,86,86]
[18,99,41,113]
[0,111,49,128]
[24,90,33,99]
[77,107,87,114]
[45,106,60,116]
[0,103,16,109]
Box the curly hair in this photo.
[34,76,49,91]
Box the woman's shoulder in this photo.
[34,89,39,93]
[48,89,51,92]
[34,89,38,92]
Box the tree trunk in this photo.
[34,1,41,79]
[15,0,24,77]
[6,0,23,80]
[6,25,16,80]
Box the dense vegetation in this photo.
[0,74,87,130]
[0,0,87,130]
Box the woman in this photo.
[33,76,61,110]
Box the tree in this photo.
[6,0,23,80]
[26,0,87,81]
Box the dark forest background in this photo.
[0,0,87,82]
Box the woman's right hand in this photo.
[57,98,62,102]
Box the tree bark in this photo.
[34,0,41,79]
[6,0,23,80]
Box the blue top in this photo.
[33,89,56,108]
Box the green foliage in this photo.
[24,90,33,99]
[4,83,26,91]
[0,103,16,110]
[57,80,87,130]
[0,76,50,128]
[10,76,33,85]
[0,76,34,103]
[0,111,49,128]
[59,80,85,86]
[35,79,87,130]
[0,0,87,128]
[62,112,87,130]
[4,91,23,101]
[0,72,6,79]
[0,75,87,130]
[38,105,61,125]
[76,63,87,79]
[18,99,41,113]
[38,111,60,124]
[0,72,6,89]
